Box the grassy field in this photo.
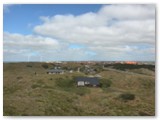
[3,62,155,116]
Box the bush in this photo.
[119,93,135,101]
[100,79,112,88]
[26,65,32,67]
[31,84,41,89]
[42,64,48,69]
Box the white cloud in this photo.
[99,5,155,20]
[3,32,60,59]
[4,32,59,47]
[34,5,155,46]
[4,5,156,61]
[3,32,95,61]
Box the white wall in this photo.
[77,81,85,86]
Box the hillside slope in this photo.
[3,62,155,116]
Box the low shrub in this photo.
[119,93,135,101]
[31,84,42,89]
[100,79,112,88]
[42,64,48,69]
[26,65,32,67]
[17,76,23,80]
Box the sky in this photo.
[3,4,155,62]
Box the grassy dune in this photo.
[3,62,155,116]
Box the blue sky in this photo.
[3,4,155,61]
[3,4,102,34]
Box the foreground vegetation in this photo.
[3,62,155,116]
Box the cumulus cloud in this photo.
[3,32,61,61]
[4,32,59,47]
[4,4,156,61]
[3,32,95,61]
[99,4,155,20]
[34,5,155,45]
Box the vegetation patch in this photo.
[26,65,32,67]
[55,78,75,88]
[4,85,22,94]
[4,106,18,116]
[41,64,49,69]
[140,79,155,89]
[73,87,90,96]
[31,80,44,89]
[100,78,112,88]
[119,93,135,101]
[3,62,155,116]
[104,63,155,71]
[139,111,153,116]
[17,76,23,80]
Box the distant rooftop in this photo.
[47,69,64,72]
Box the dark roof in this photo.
[47,69,64,72]
[76,77,99,85]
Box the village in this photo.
[44,61,155,87]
